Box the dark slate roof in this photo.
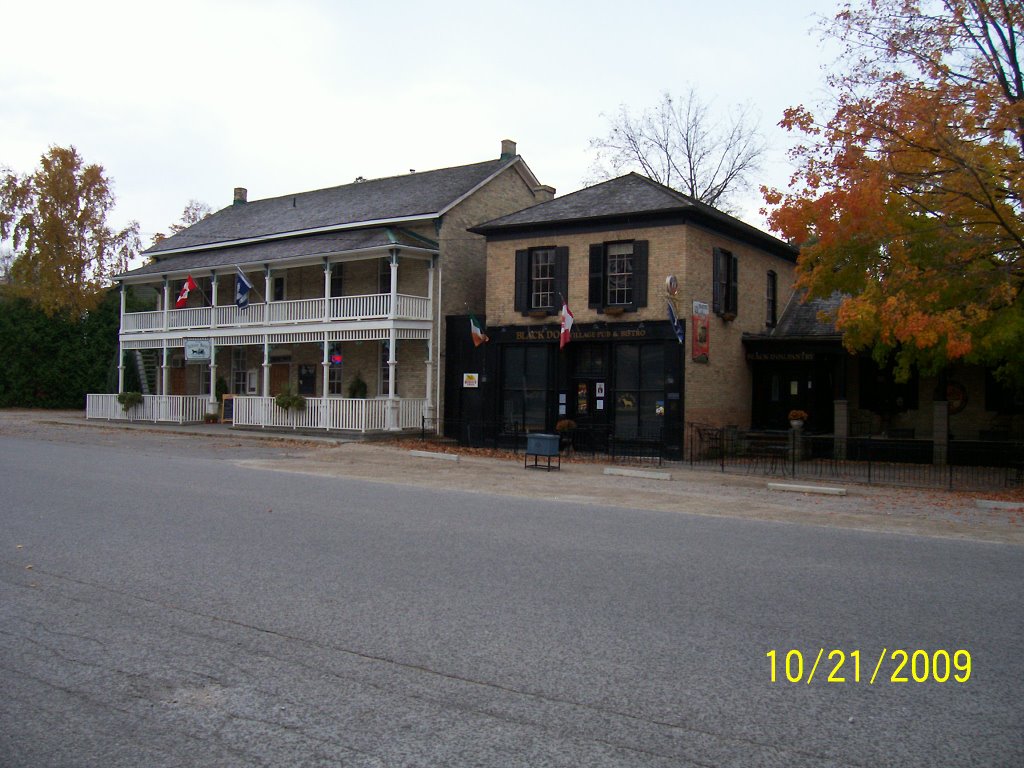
[471,173,797,260]
[123,227,436,279]
[146,158,516,256]
[769,291,845,339]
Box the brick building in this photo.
[454,173,798,456]
[89,140,554,432]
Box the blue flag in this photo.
[235,270,253,308]
[667,300,685,344]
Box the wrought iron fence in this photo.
[686,423,1024,490]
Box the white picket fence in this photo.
[232,396,426,432]
[86,394,210,424]
[87,394,427,432]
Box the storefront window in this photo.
[501,345,549,431]
[614,344,664,438]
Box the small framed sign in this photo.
[220,394,235,423]
[184,338,212,362]
[463,373,479,388]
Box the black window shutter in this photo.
[728,252,739,316]
[589,244,604,310]
[632,240,648,309]
[554,246,569,315]
[514,249,529,314]
[712,248,723,314]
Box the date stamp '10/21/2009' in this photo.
[766,649,972,684]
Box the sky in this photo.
[1,0,840,254]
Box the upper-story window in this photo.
[712,247,738,319]
[514,246,568,315]
[766,270,777,328]
[605,243,634,306]
[330,263,344,298]
[530,248,556,310]
[589,240,648,313]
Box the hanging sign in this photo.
[692,302,710,363]
[184,338,212,361]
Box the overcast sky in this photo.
[1,0,838,249]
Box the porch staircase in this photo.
[132,349,160,395]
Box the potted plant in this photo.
[117,391,143,413]
[555,418,577,451]
[347,372,368,399]
[788,409,808,429]
[275,388,307,412]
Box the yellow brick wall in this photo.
[485,221,796,428]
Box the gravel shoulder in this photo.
[4,409,1022,545]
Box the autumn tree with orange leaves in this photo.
[764,0,1024,383]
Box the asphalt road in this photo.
[1,426,1021,767]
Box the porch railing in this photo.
[232,396,426,432]
[86,394,210,424]
[122,293,430,334]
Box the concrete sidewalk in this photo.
[5,409,1024,545]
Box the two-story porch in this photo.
[88,227,440,432]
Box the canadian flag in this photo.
[559,298,574,350]
[175,275,198,308]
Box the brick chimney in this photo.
[500,139,517,160]
[233,187,248,205]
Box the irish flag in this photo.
[470,314,489,347]
[560,299,574,349]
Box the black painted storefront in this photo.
[445,317,685,456]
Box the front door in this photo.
[269,363,290,396]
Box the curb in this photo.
[767,482,847,496]
[603,467,672,481]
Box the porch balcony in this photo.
[121,293,431,335]
[86,394,427,432]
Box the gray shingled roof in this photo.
[471,172,797,259]
[769,291,845,339]
[146,158,515,255]
[123,227,436,279]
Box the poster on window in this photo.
[692,301,710,363]
[577,383,589,415]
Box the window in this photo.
[588,240,648,312]
[379,258,393,294]
[330,263,344,297]
[613,344,665,439]
[272,275,286,302]
[514,246,568,315]
[712,247,738,319]
[766,270,777,327]
[606,243,633,306]
[380,340,391,396]
[501,345,550,430]
[328,366,344,395]
[232,348,248,394]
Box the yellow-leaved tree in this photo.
[0,145,140,316]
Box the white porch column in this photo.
[208,340,218,409]
[264,264,272,306]
[323,259,332,322]
[423,257,436,422]
[262,338,271,397]
[321,339,331,428]
[162,277,170,331]
[161,344,170,396]
[386,331,399,431]
[117,284,126,394]
[388,249,399,319]
[210,272,218,329]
